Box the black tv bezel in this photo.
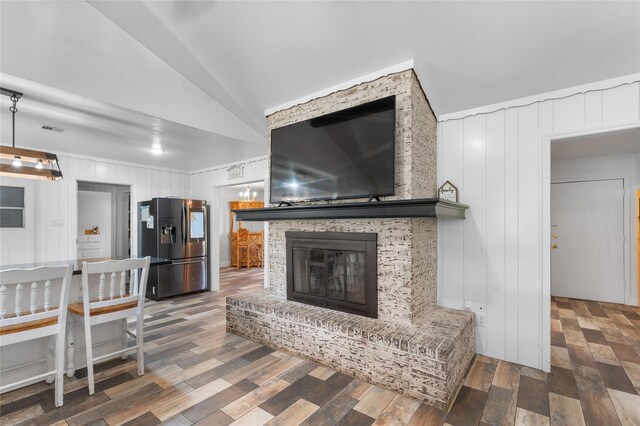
[269,95,396,205]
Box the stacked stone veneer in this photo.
[268,70,438,323]
[226,70,475,408]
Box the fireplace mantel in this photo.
[232,198,468,221]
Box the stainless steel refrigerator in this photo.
[138,198,208,299]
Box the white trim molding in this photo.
[440,73,640,122]
[190,155,268,176]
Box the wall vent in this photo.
[39,124,68,133]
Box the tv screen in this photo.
[270,96,395,203]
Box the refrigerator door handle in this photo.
[181,203,187,244]
[202,205,208,256]
[173,258,205,265]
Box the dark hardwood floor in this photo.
[1,269,639,425]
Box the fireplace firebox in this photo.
[286,231,377,318]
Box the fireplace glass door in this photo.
[287,232,377,318]
[292,249,366,305]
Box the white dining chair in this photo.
[0,264,73,407]
[68,257,150,395]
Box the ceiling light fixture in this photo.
[238,185,257,202]
[0,87,63,181]
[149,137,164,155]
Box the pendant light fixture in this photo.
[0,87,63,181]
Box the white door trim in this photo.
[542,121,640,372]
[71,178,135,260]
[210,177,269,292]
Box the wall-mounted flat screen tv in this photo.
[270,96,395,203]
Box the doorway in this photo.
[219,181,265,275]
[77,181,131,260]
[550,127,639,306]
[543,124,640,372]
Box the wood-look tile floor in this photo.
[2,273,640,425]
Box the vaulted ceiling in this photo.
[1,1,638,171]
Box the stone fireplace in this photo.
[286,231,377,318]
[226,69,475,409]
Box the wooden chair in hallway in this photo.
[236,228,251,270]
[68,257,150,395]
[0,264,73,407]
[249,230,264,268]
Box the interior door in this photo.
[551,179,625,303]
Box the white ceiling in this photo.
[551,128,640,160]
[0,75,264,171]
[1,1,638,171]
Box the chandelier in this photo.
[0,87,63,181]
[238,186,257,202]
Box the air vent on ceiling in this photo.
[39,124,68,133]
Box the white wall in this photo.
[438,80,640,371]
[1,152,189,265]
[77,190,112,257]
[218,187,264,266]
[551,152,638,305]
[190,156,268,290]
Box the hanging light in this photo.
[0,87,63,181]
[238,185,257,202]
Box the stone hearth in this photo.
[227,292,474,409]
[226,69,474,409]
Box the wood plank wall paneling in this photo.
[504,107,519,363]
[189,157,268,199]
[24,154,191,264]
[438,81,640,371]
[463,114,488,353]
[486,110,506,361]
